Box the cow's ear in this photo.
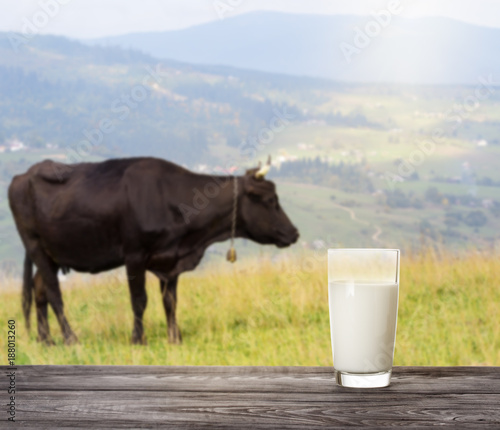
[246,186,258,196]
[244,184,264,200]
[245,167,260,177]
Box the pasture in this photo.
[0,249,498,366]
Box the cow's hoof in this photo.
[131,335,147,345]
[168,329,183,345]
[64,334,79,345]
[37,336,56,346]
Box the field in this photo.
[2,72,500,266]
[1,250,498,366]
[3,82,500,265]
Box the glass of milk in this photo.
[328,249,400,388]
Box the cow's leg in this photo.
[33,270,55,346]
[30,246,78,345]
[160,276,182,344]
[126,262,148,345]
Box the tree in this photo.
[385,189,410,208]
[464,210,487,228]
[425,186,441,204]
[490,201,500,218]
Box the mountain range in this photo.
[88,12,500,85]
[0,31,315,167]
[1,16,500,267]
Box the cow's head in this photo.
[240,158,299,248]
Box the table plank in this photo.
[4,366,500,428]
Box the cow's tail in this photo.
[22,252,34,332]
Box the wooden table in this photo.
[4,366,500,428]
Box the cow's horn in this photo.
[255,156,271,179]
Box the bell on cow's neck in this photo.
[226,247,237,263]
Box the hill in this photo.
[88,12,500,85]
[1,31,500,272]
[0,32,309,166]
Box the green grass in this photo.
[1,250,498,366]
[2,80,500,263]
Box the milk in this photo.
[328,281,399,374]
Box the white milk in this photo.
[328,282,399,374]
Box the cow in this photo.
[8,157,299,345]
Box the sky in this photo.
[1,0,500,39]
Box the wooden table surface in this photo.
[4,365,500,428]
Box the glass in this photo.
[328,249,400,388]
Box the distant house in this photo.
[194,164,209,173]
[297,143,315,150]
[477,140,488,147]
[0,146,6,153]
[482,199,494,209]
[277,154,298,163]
[7,138,26,152]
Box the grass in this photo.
[0,249,499,366]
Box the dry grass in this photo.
[1,249,499,366]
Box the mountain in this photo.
[2,29,500,271]
[0,32,327,269]
[0,32,313,167]
[88,12,500,85]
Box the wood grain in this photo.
[3,366,500,428]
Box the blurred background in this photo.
[1,0,499,366]
[1,0,500,271]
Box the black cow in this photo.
[8,157,299,345]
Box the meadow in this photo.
[1,249,498,367]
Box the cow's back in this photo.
[8,157,178,273]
